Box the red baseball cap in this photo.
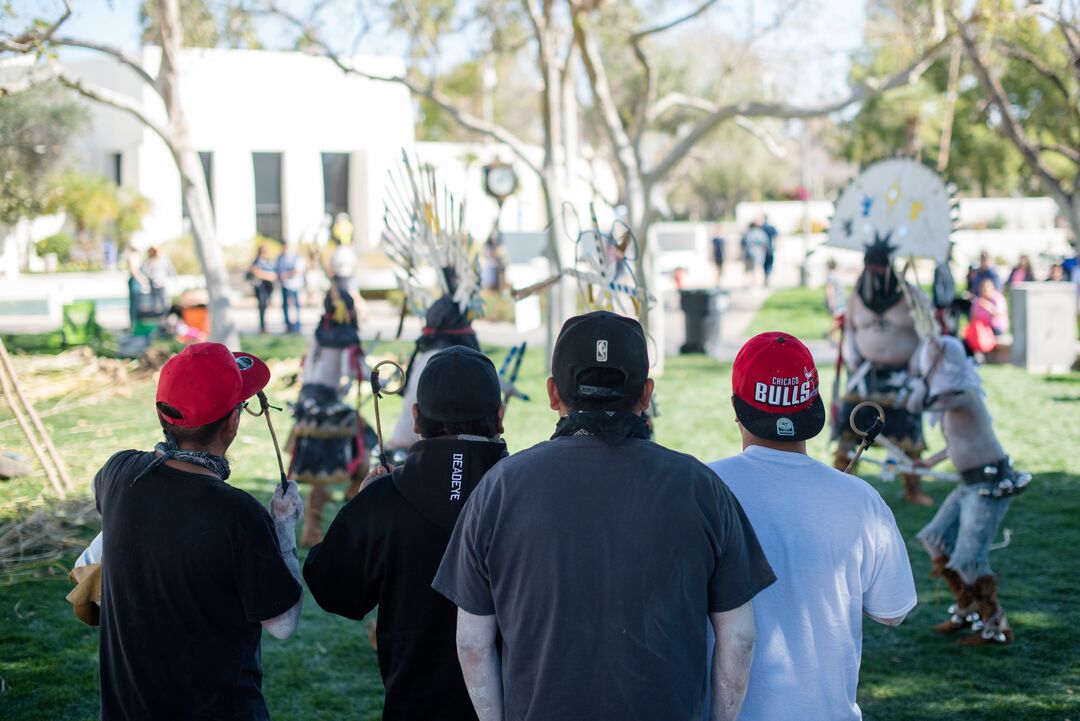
[156,343,271,428]
[731,332,825,442]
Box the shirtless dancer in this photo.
[836,234,932,505]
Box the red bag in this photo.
[965,318,997,353]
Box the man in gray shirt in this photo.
[433,311,776,721]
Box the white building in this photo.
[62,47,416,250]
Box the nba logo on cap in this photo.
[596,340,608,362]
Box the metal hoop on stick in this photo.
[244,391,289,496]
[369,360,406,470]
[844,401,886,474]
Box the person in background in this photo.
[126,247,148,330]
[712,232,726,286]
[1007,254,1034,286]
[708,332,916,721]
[328,237,357,296]
[143,246,175,292]
[825,258,846,316]
[970,251,1002,292]
[1047,263,1067,282]
[331,213,354,247]
[248,245,278,335]
[971,277,1009,336]
[304,347,508,721]
[742,221,768,286]
[760,215,778,288]
[933,247,961,336]
[276,238,306,334]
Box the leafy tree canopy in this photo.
[0,82,87,226]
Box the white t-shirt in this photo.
[708,445,916,721]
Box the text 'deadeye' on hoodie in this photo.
[303,436,507,721]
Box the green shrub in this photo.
[36,232,74,263]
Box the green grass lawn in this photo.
[2,320,1079,720]
[744,285,835,340]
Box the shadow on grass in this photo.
[860,472,1080,721]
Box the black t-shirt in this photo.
[94,451,301,721]
[433,435,776,721]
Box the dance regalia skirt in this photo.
[837,364,926,453]
[287,383,376,485]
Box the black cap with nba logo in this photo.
[553,311,649,402]
[732,331,826,442]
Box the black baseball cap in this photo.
[417,346,502,423]
[731,332,826,442]
[552,311,648,401]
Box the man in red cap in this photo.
[708,332,917,721]
[92,342,304,721]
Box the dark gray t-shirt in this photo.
[432,435,775,721]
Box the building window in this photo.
[109,152,122,186]
[253,152,283,242]
[321,152,350,219]
[181,151,215,222]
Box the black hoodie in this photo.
[303,436,507,721]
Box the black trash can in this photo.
[679,288,728,355]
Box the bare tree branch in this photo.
[1038,143,1080,165]
[53,37,159,90]
[957,16,1073,210]
[1,64,176,152]
[0,0,71,53]
[573,12,638,184]
[632,0,720,42]
[261,0,543,179]
[732,116,787,158]
[998,42,1075,104]
[644,34,951,186]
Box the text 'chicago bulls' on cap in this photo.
[731,332,826,442]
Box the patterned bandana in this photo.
[130,441,231,486]
[551,410,651,446]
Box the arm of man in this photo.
[915,447,949,469]
[262,481,304,639]
[302,476,386,620]
[862,494,918,628]
[456,609,503,721]
[710,602,755,721]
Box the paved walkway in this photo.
[2,262,809,362]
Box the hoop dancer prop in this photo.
[369,360,406,471]
[844,401,886,474]
[244,391,289,496]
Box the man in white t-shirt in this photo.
[708,332,917,721]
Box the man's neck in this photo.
[742,438,807,455]
[157,444,227,478]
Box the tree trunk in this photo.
[156,0,239,348]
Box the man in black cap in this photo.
[303,345,508,721]
[433,311,776,721]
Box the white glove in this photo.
[269,480,303,525]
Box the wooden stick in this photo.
[0,339,74,491]
[0,343,66,499]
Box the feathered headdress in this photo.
[381,151,483,323]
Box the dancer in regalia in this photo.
[288,284,375,546]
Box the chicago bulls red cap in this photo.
[731,332,825,442]
[156,342,271,428]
